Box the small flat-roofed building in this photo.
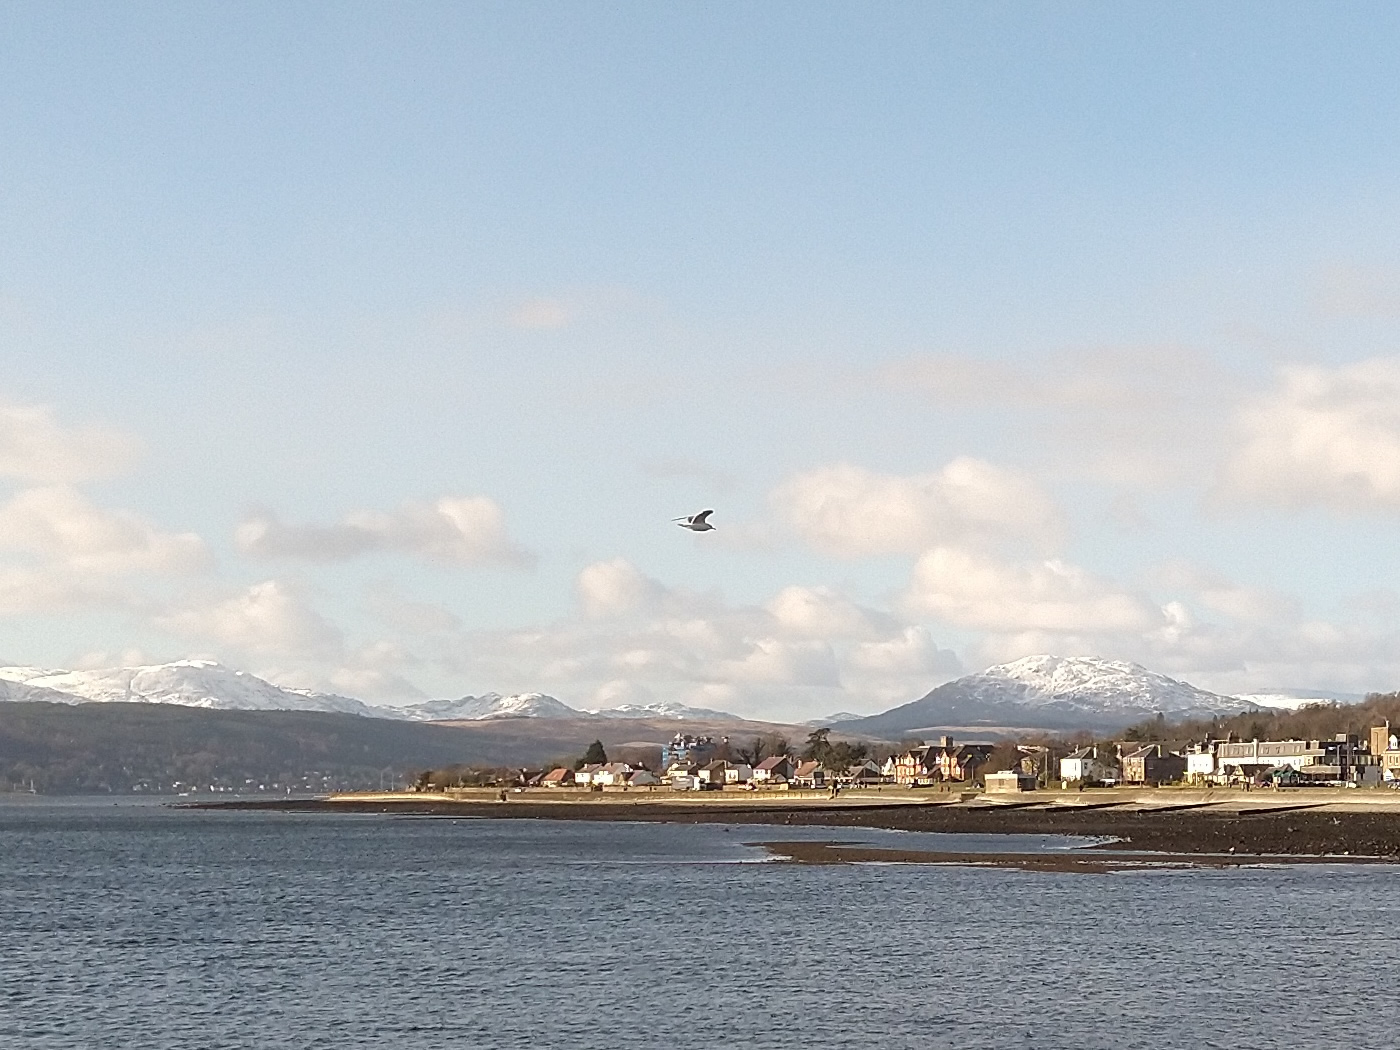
[985,769,1037,792]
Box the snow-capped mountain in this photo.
[845,655,1262,736]
[1234,690,1363,712]
[0,675,93,706]
[0,660,394,718]
[803,711,863,727]
[584,701,739,721]
[397,692,578,721]
[0,659,758,726]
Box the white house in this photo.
[573,763,605,786]
[752,756,794,783]
[723,763,753,784]
[1184,747,1217,783]
[591,763,634,787]
[1059,747,1115,785]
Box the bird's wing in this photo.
[692,509,714,524]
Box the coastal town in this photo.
[424,723,1400,796]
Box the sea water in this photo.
[1,800,1395,1049]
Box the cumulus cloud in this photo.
[902,546,1163,634]
[0,565,125,616]
[0,402,143,482]
[236,496,534,568]
[425,564,968,719]
[772,458,1061,557]
[1150,562,1300,626]
[0,486,210,574]
[765,585,892,640]
[846,626,962,678]
[721,639,840,688]
[158,580,343,658]
[1221,358,1400,511]
[576,558,667,618]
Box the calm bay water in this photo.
[2,800,1397,1049]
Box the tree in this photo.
[827,739,869,769]
[575,740,608,769]
[737,734,790,766]
[801,728,833,763]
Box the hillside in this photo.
[846,655,1260,736]
[0,702,812,794]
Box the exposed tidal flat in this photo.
[5,799,1400,1050]
[210,785,1400,859]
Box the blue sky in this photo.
[5,2,1400,718]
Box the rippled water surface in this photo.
[2,800,1397,1049]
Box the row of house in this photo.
[525,725,1400,794]
[529,736,998,793]
[1052,725,1400,788]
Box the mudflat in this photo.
[200,787,1400,859]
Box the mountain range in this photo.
[0,661,736,724]
[0,654,1366,734]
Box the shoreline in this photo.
[191,789,1400,859]
[749,840,1398,872]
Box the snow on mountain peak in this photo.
[396,692,579,721]
[584,700,738,721]
[973,655,1237,715]
[0,660,390,718]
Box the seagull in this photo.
[673,509,715,532]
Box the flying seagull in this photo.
[674,509,715,532]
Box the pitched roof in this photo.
[541,767,573,783]
[755,756,789,771]
[793,760,823,778]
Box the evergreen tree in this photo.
[581,740,608,765]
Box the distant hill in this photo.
[0,660,390,717]
[844,655,1261,736]
[0,702,812,794]
[0,660,750,725]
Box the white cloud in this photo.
[765,585,891,640]
[721,638,840,688]
[576,558,666,618]
[158,580,343,658]
[1221,358,1400,511]
[846,626,961,677]
[0,565,124,616]
[772,458,1061,557]
[0,402,143,482]
[1150,562,1300,626]
[902,546,1163,634]
[236,496,534,568]
[0,486,210,574]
